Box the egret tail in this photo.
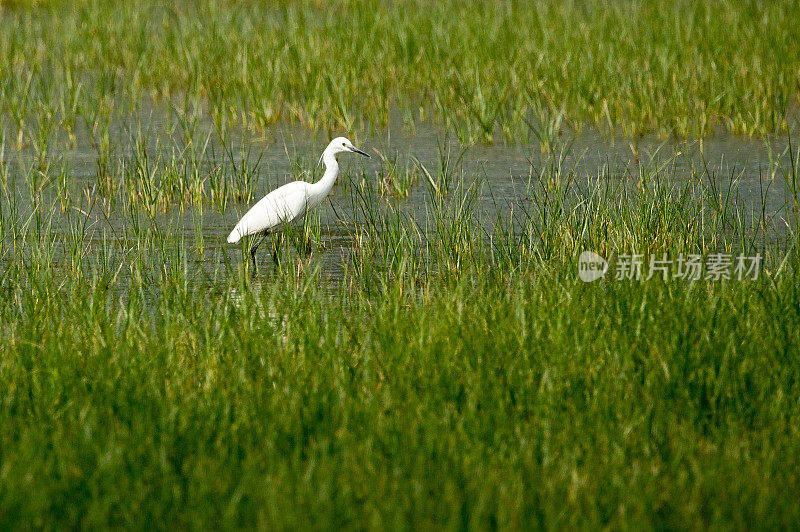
[227,226,244,244]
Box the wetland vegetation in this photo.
[1,0,800,529]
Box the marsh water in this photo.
[2,109,798,283]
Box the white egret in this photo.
[227,137,370,266]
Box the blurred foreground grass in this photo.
[2,267,799,528]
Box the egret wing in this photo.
[227,181,309,243]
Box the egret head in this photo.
[326,137,371,158]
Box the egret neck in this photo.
[309,149,340,208]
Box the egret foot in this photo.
[303,235,313,255]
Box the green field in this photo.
[1,0,799,142]
[2,0,800,529]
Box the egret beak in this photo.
[348,146,371,158]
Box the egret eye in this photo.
[342,142,347,146]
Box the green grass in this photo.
[1,0,799,144]
[2,0,800,528]
[2,260,800,529]
[1,132,799,527]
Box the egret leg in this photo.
[250,233,268,270]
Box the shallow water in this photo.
[1,108,797,283]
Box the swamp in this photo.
[1,0,799,528]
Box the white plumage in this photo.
[227,137,370,263]
[227,181,309,244]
